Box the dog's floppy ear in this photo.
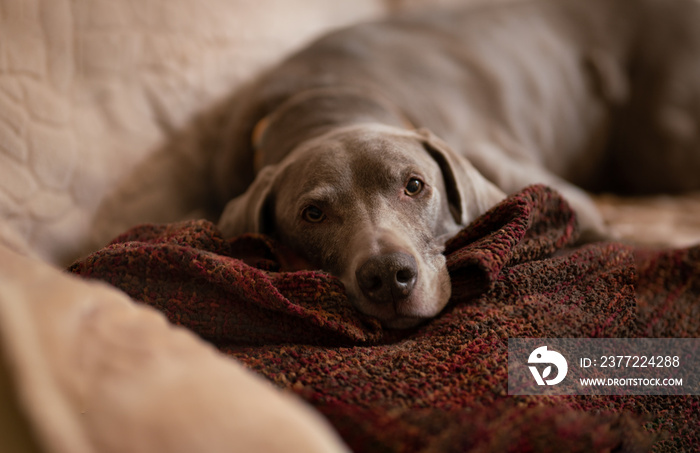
[217,164,277,238]
[416,128,506,226]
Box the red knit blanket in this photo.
[70,185,699,452]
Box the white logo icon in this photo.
[528,346,568,386]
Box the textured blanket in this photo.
[70,185,699,452]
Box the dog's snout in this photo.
[356,252,418,304]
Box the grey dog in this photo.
[215,0,700,328]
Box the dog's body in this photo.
[215,0,700,328]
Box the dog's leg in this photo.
[466,142,610,242]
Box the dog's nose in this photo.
[356,252,418,304]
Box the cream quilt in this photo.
[0,0,399,264]
[1,0,699,452]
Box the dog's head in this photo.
[218,124,505,328]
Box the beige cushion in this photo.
[0,243,349,453]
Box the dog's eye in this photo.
[405,178,424,196]
[302,205,326,223]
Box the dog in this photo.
[214,0,700,328]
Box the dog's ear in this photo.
[416,128,506,226]
[217,164,277,237]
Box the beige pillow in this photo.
[0,243,349,453]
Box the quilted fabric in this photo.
[0,0,400,264]
[70,185,700,452]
